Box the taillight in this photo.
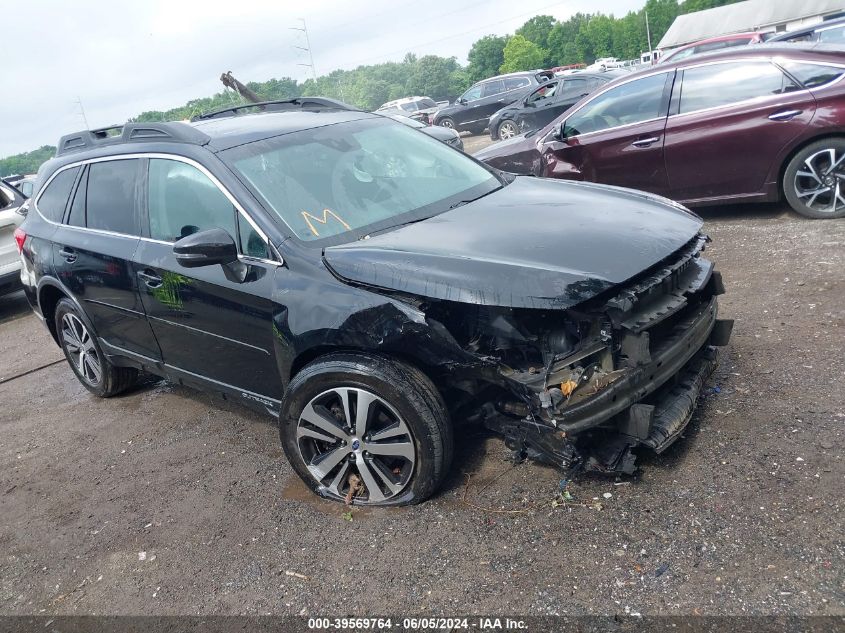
[13,227,26,254]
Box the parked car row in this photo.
[488,70,627,140]
[474,43,845,219]
[432,70,554,134]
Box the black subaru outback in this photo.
[16,98,732,505]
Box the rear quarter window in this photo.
[37,167,80,222]
[781,61,845,88]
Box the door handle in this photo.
[632,137,660,148]
[58,247,77,263]
[769,109,802,121]
[137,269,163,289]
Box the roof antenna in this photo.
[75,96,90,130]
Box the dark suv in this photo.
[17,99,732,506]
[432,71,553,134]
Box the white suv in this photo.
[0,183,25,295]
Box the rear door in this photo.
[540,71,674,195]
[663,59,814,202]
[48,158,162,361]
[132,156,281,400]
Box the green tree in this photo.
[500,35,545,74]
[406,55,461,100]
[516,15,556,64]
[466,34,508,83]
[0,145,56,178]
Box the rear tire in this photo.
[279,353,452,506]
[54,298,138,397]
[783,138,845,219]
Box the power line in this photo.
[74,97,89,130]
[340,1,566,68]
[289,18,317,80]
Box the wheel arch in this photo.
[289,345,444,395]
[36,280,73,346]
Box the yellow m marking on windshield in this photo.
[301,208,352,237]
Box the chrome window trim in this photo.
[33,152,282,266]
[541,69,673,144]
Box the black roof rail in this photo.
[55,122,211,157]
[191,97,361,122]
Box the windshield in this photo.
[223,117,500,245]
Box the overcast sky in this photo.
[0,0,643,158]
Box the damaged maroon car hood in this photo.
[323,176,703,309]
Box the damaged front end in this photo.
[416,234,733,475]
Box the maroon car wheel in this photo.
[784,139,845,220]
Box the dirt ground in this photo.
[0,138,843,616]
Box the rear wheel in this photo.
[55,298,137,397]
[498,120,519,140]
[784,138,845,219]
[279,353,452,506]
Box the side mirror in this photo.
[553,120,568,141]
[458,97,467,105]
[173,227,238,268]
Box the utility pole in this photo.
[75,97,90,129]
[289,19,317,81]
[645,10,654,64]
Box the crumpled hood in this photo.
[323,177,703,310]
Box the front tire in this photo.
[784,138,845,219]
[438,117,456,130]
[55,298,138,397]
[498,120,518,140]
[279,353,452,506]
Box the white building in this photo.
[657,0,845,49]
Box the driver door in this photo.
[132,157,282,400]
[540,72,674,195]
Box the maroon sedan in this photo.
[475,44,845,219]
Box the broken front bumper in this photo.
[484,295,733,471]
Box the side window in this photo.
[461,85,482,101]
[238,213,269,259]
[781,61,845,88]
[505,77,530,91]
[482,80,505,97]
[679,62,799,114]
[67,168,87,227]
[526,81,558,104]
[20,181,33,198]
[818,26,845,43]
[86,160,140,235]
[148,159,236,242]
[37,167,79,222]
[564,73,668,137]
[560,78,589,99]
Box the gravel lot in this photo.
[0,137,843,616]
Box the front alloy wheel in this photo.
[296,387,416,503]
[785,139,845,219]
[279,353,452,506]
[498,120,518,140]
